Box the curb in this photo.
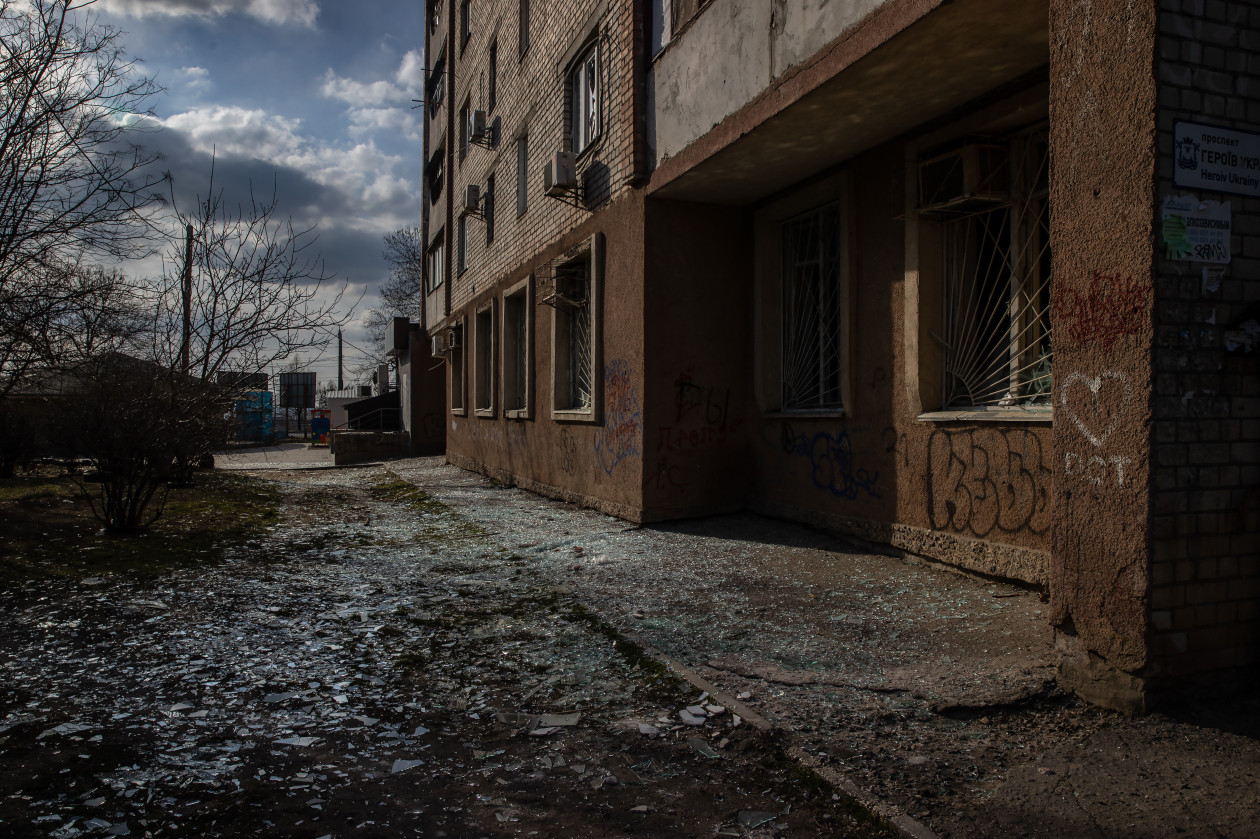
[652,652,941,839]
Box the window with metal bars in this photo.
[938,126,1051,410]
[550,259,593,413]
[781,201,844,411]
[474,303,495,414]
[503,285,530,416]
[450,321,465,413]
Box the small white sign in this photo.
[1174,121,1260,197]
[1162,194,1231,264]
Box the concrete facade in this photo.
[419,0,1260,711]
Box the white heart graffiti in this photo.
[1059,370,1131,448]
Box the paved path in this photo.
[388,456,1260,839]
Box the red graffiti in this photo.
[656,424,725,452]
[646,455,689,490]
[1053,270,1151,350]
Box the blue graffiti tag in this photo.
[594,359,642,474]
[780,423,879,500]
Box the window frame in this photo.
[426,46,446,112]
[501,277,533,419]
[516,131,529,217]
[518,0,529,60]
[456,214,467,276]
[450,317,467,416]
[902,91,1054,424]
[488,39,498,113]
[753,172,853,417]
[474,301,496,417]
[549,234,602,422]
[425,232,445,294]
[568,41,601,156]
[935,125,1051,413]
[485,172,495,246]
[459,0,471,51]
[458,97,470,163]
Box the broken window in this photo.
[547,250,596,415]
[450,320,466,414]
[781,201,844,411]
[938,125,1051,409]
[502,282,531,417]
[474,303,495,415]
[569,43,599,154]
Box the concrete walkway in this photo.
[214,443,334,470]
[387,455,1260,839]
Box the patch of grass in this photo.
[0,470,280,579]
[370,475,489,543]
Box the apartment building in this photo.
[420,0,1260,712]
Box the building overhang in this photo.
[648,0,1050,206]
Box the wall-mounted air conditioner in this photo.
[917,142,1009,212]
[469,109,488,142]
[431,332,448,358]
[447,325,463,349]
[463,183,481,214]
[544,151,577,196]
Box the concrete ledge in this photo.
[751,499,1049,587]
[1055,630,1148,715]
[330,431,410,466]
[445,451,645,522]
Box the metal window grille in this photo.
[939,126,1051,409]
[782,202,844,410]
[563,271,592,410]
[507,294,527,411]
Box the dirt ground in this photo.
[4,453,1259,839]
[0,463,891,839]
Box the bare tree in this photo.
[150,167,352,386]
[361,226,424,360]
[0,0,163,391]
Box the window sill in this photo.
[451,408,467,417]
[764,409,847,420]
[505,409,530,420]
[917,409,1052,424]
[552,408,597,424]
[475,408,495,418]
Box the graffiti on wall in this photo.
[1060,370,1134,488]
[646,455,688,490]
[781,424,880,500]
[1053,270,1151,350]
[673,371,730,430]
[559,427,578,476]
[594,359,642,475]
[927,428,1053,536]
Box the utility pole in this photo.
[180,224,193,375]
[337,329,344,390]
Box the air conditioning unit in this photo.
[463,183,481,214]
[917,142,1009,212]
[447,325,463,349]
[544,151,577,196]
[469,109,488,142]
[431,332,448,358]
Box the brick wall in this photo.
[1150,0,1260,684]
[435,0,640,321]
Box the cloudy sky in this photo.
[93,0,424,383]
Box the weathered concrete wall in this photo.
[1048,0,1158,713]
[648,0,888,165]
[331,431,410,465]
[400,331,446,456]
[445,193,647,521]
[641,198,752,520]
[1146,3,1260,691]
